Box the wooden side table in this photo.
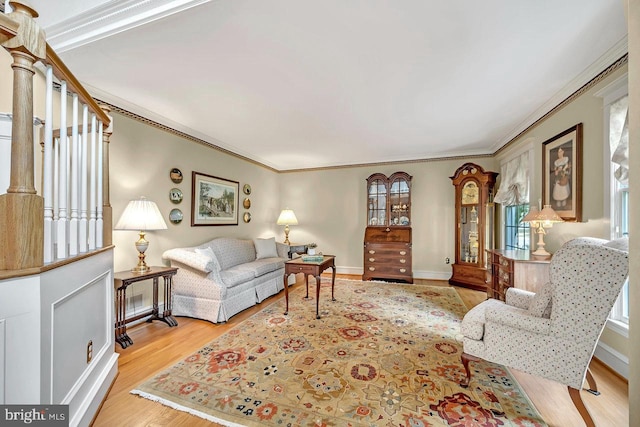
[114,266,178,348]
[284,255,336,319]
[485,249,550,301]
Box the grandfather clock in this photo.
[449,163,498,291]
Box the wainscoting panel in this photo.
[0,319,5,404]
[51,271,109,403]
[40,249,116,426]
[0,275,41,403]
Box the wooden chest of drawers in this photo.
[486,249,551,301]
[363,227,413,283]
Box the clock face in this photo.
[461,181,479,204]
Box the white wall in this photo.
[278,158,497,278]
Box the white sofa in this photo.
[162,237,290,323]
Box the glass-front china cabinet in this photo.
[449,163,498,290]
[363,172,413,283]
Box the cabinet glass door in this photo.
[460,181,480,265]
[389,177,410,226]
[368,179,387,226]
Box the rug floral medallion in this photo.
[133,279,547,427]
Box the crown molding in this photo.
[44,0,213,53]
[491,35,628,153]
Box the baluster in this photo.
[53,136,59,255]
[79,105,88,253]
[88,113,97,250]
[96,120,103,248]
[43,65,53,262]
[69,94,79,255]
[56,81,68,259]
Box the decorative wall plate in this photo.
[169,187,183,204]
[169,208,183,224]
[243,198,251,209]
[243,212,251,223]
[170,168,183,184]
[243,184,251,195]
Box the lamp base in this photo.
[283,225,291,245]
[531,249,551,260]
[131,231,151,273]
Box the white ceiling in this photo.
[16,0,628,171]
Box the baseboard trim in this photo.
[594,340,628,380]
[73,353,119,427]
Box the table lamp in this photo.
[277,208,298,245]
[521,204,564,258]
[115,196,167,273]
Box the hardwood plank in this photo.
[92,275,628,427]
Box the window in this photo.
[504,204,530,250]
[598,78,629,329]
[494,148,532,251]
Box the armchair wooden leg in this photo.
[585,368,601,395]
[568,386,596,427]
[460,352,481,388]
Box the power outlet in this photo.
[87,340,93,363]
[445,257,450,264]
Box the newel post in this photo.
[0,2,46,270]
[100,104,113,246]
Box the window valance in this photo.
[493,151,529,206]
[610,96,628,185]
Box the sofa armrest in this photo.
[163,248,216,273]
[486,304,551,335]
[505,288,535,310]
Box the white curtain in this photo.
[493,150,529,206]
[610,95,628,184]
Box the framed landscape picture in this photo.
[542,123,582,222]
[191,171,239,226]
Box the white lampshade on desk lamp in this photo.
[115,196,167,273]
[277,208,298,245]
[521,204,563,258]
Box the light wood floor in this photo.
[92,276,628,427]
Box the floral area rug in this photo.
[132,279,547,426]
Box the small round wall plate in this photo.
[243,212,251,223]
[169,208,183,224]
[170,168,183,183]
[243,198,251,209]
[169,188,183,204]
[243,184,251,195]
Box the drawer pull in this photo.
[399,259,406,264]
[369,258,375,262]
[369,250,376,254]
[369,267,375,271]
[399,268,406,273]
[399,251,407,255]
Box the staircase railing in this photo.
[0,1,112,274]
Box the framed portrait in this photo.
[542,123,582,222]
[191,171,239,226]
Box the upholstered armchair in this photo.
[459,237,629,427]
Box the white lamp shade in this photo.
[115,197,167,231]
[277,208,298,225]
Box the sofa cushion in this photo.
[238,258,285,277]
[210,238,256,270]
[254,237,278,259]
[219,267,256,287]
